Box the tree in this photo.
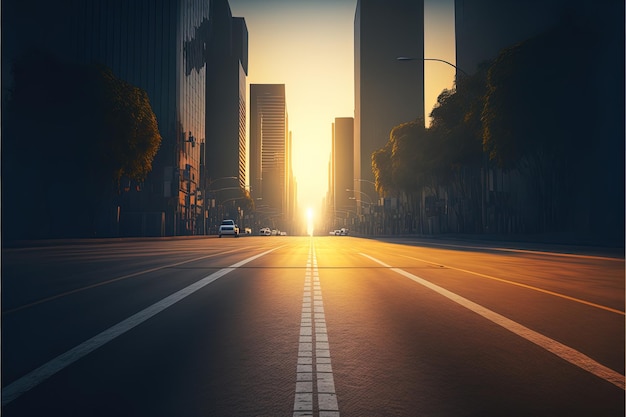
[371,141,394,197]
[2,50,162,239]
[482,19,598,233]
[429,66,488,232]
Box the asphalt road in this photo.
[2,236,624,416]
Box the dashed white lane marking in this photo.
[361,253,626,391]
[294,242,340,417]
[1,247,282,406]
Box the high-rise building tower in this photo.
[250,84,288,225]
[354,0,425,207]
[205,0,248,192]
[2,0,211,237]
[333,118,355,224]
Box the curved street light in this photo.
[396,56,469,77]
[354,178,376,186]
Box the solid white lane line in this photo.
[399,254,625,315]
[361,253,626,391]
[294,242,340,416]
[4,247,252,315]
[1,247,281,406]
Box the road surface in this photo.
[2,236,624,416]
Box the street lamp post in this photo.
[346,188,376,235]
[205,177,239,235]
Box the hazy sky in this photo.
[228,0,455,220]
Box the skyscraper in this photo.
[333,118,355,223]
[354,0,424,207]
[250,84,288,225]
[205,0,248,192]
[2,0,211,237]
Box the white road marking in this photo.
[294,241,340,416]
[1,247,281,406]
[3,246,251,315]
[360,253,626,391]
[399,253,625,315]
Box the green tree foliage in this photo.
[371,14,623,239]
[482,19,600,232]
[371,141,394,196]
[428,66,488,232]
[3,50,161,238]
[99,68,162,185]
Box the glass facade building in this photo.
[67,0,210,236]
[4,0,212,236]
[333,118,356,218]
[250,84,287,224]
[205,2,249,193]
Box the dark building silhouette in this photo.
[2,0,217,237]
[332,118,356,228]
[354,0,425,212]
[249,84,288,229]
[205,0,248,192]
[285,131,297,235]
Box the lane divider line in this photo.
[3,246,253,315]
[360,253,625,391]
[1,247,282,406]
[399,254,624,316]
[294,241,340,416]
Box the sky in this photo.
[228,0,456,221]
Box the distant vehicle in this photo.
[280,231,287,236]
[218,219,239,238]
[244,227,252,234]
[332,230,342,236]
[259,227,271,236]
[331,228,349,236]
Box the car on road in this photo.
[218,219,239,237]
[331,228,349,236]
[259,227,271,236]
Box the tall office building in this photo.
[205,0,248,192]
[250,84,288,225]
[354,0,424,207]
[3,0,212,237]
[285,131,297,233]
[333,118,356,221]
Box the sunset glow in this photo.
[229,0,455,214]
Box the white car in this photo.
[259,227,271,236]
[218,219,239,237]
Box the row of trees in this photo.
[372,18,624,241]
[3,51,162,239]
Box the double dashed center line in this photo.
[293,242,340,417]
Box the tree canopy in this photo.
[369,15,623,238]
[3,50,162,238]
